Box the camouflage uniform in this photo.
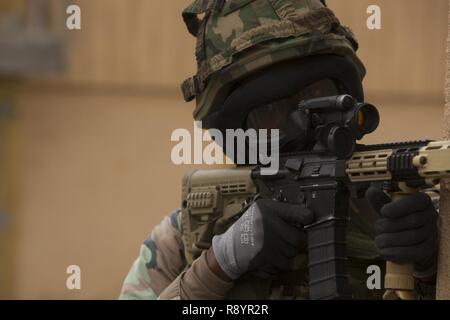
[119,211,234,300]
[120,0,439,300]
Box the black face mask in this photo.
[204,55,365,162]
[245,79,339,153]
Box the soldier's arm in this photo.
[158,249,234,300]
[160,200,313,300]
[119,210,233,300]
[119,211,187,299]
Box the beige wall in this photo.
[14,92,196,299]
[5,0,449,299]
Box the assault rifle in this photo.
[180,95,450,300]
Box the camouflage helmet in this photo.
[181,0,366,128]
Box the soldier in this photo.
[119,0,439,300]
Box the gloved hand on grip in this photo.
[211,199,314,280]
[365,187,439,277]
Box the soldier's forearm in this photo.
[206,248,233,282]
[158,250,234,300]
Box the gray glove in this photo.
[212,199,314,280]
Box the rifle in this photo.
[180,95,450,300]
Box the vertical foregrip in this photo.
[308,219,352,300]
